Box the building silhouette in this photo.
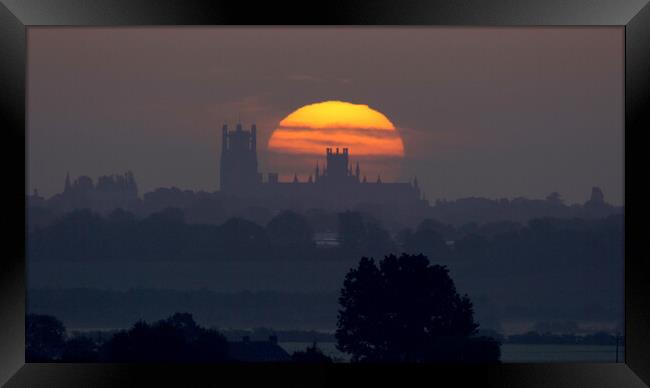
[48,171,139,214]
[219,123,428,211]
[227,335,291,362]
[25,123,623,226]
[220,123,261,194]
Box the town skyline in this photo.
[28,27,624,204]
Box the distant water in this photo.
[500,344,624,363]
[280,343,625,363]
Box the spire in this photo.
[64,172,71,193]
[362,175,367,183]
[251,124,257,152]
[376,175,382,184]
[355,161,360,178]
[293,173,299,183]
[222,124,228,151]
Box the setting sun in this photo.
[268,101,405,157]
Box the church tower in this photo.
[324,148,349,181]
[318,147,360,186]
[220,123,261,193]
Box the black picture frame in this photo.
[1,1,648,386]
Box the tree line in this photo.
[28,207,623,267]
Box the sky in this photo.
[27,27,624,205]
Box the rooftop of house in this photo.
[227,336,291,362]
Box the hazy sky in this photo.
[28,27,624,205]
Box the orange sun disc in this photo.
[268,100,405,157]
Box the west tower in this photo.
[220,123,261,193]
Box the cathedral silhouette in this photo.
[219,123,428,211]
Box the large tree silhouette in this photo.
[102,313,228,362]
[336,253,499,363]
[26,314,66,362]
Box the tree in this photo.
[266,211,314,249]
[102,320,185,362]
[359,219,395,258]
[102,313,228,362]
[336,253,500,363]
[338,211,365,251]
[454,233,489,260]
[338,211,396,257]
[139,207,187,260]
[401,220,450,260]
[190,329,230,362]
[26,314,67,362]
[219,218,269,257]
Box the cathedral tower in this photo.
[220,123,261,193]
